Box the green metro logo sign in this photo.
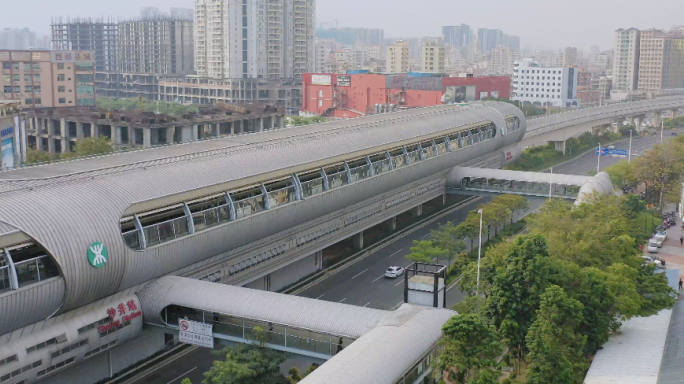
[87,242,108,268]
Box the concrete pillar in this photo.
[47,135,55,154]
[625,116,634,127]
[244,119,250,132]
[143,128,152,148]
[113,126,122,145]
[211,123,219,137]
[76,122,84,140]
[229,121,234,135]
[270,116,275,130]
[442,192,447,205]
[653,111,663,129]
[670,109,677,119]
[192,125,199,141]
[353,231,364,251]
[92,124,100,138]
[279,116,285,129]
[385,216,397,231]
[613,119,623,134]
[60,118,69,154]
[235,120,242,134]
[167,127,175,144]
[257,118,263,132]
[411,204,423,217]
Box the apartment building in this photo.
[51,17,118,72]
[194,0,315,80]
[489,46,519,74]
[365,44,383,62]
[386,40,409,73]
[512,58,579,107]
[421,39,446,73]
[613,28,641,91]
[1,50,96,108]
[564,47,578,66]
[118,17,194,75]
[315,39,336,73]
[638,28,684,92]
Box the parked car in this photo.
[384,266,405,279]
[642,255,663,265]
[655,230,668,242]
[648,239,659,253]
[653,236,665,248]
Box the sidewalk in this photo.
[649,207,684,285]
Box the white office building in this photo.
[512,58,579,107]
[194,0,315,80]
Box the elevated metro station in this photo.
[0,102,526,384]
[0,97,680,384]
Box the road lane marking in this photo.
[363,302,371,307]
[421,233,430,239]
[395,279,404,286]
[446,275,465,292]
[167,367,197,384]
[392,301,403,310]
[339,298,346,303]
[351,268,369,279]
[316,294,325,299]
[372,275,384,283]
[389,249,403,257]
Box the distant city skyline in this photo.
[1,0,683,50]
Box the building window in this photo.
[57,63,64,70]
[34,98,41,105]
[58,86,65,93]
[58,98,66,104]
[57,74,65,81]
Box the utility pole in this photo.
[661,119,664,143]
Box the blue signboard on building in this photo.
[1,137,14,169]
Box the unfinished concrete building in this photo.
[25,103,286,155]
[51,17,119,72]
[118,16,194,75]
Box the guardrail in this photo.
[524,97,684,138]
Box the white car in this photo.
[384,266,405,279]
[648,239,659,253]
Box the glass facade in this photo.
[462,177,580,198]
[163,305,354,357]
[121,121,500,250]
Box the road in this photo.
[553,129,681,176]
[297,196,546,309]
[131,128,679,384]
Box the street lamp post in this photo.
[476,209,483,296]
[597,142,601,174]
[661,119,664,143]
[628,129,633,163]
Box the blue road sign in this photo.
[595,147,611,156]
[612,149,628,156]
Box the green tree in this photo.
[632,141,684,210]
[203,328,288,384]
[181,379,193,384]
[405,240,448,265]
[458,240,514,298]
[486,235,553,365]
[434,314,502,384]
[430,221,467,267]
[457,210,484,253]
[526,285,587,384]
[634,263,676,317]
[60,137,114,159]
[491,194,529,225]
[479,202,511,237]
[26,147,54,164]
[604,160,636,188]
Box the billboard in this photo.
[311,74,332,85]
[51,51,95,63]
[480,91,489,99]
[1,138,14,169]
[337,75,351,87]
[444,86,467,104]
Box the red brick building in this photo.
[301,73,511,118]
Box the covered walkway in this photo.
[446,167,613,203]
[137,276,455,384]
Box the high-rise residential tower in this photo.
[194,0,315,80]
[386,40,409,73]
[638,28,684,91]
[612,28,641,91]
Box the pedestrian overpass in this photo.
[138,276,454,384]
[446,167,614,203]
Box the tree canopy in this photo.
[60,137,114,160]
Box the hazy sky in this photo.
[2,0,681,51]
